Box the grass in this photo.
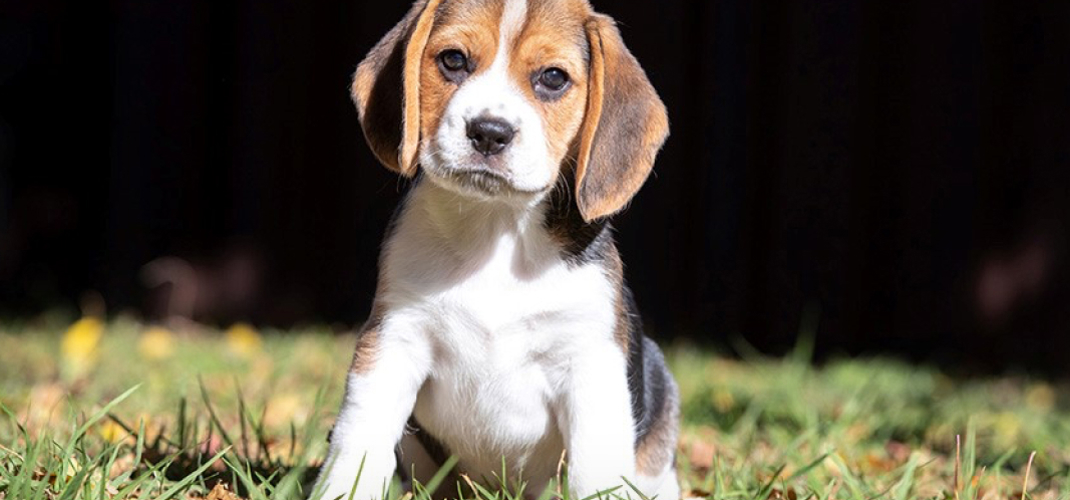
[1,313,1069,499]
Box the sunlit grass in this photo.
[1,315,1068,499]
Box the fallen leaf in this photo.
[225,322,262,358]
[139,326,176,360]
[885,440,911,462]
[688,439,716,470]
[97,419,128,444]
[61,316,104,380]
[864,452,897,473]
[683,488,711,499]
[205,482,244,500]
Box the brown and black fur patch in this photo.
[630,334,680,475]
[543,179,679,476]
[544,177,612,267]
[352,0,442,175]
[573,14,669,222]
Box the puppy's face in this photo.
[418,0,590,198]
[354,0,669,221]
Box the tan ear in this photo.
[351,0,443,176]
[574,15,669,222]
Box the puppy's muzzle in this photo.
[466,117,516,157]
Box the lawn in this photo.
[1,314,1068,499]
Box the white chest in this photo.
[380,200,618,478]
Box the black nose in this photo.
[466,117,516,157]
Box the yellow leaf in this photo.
[138,326,176,360]
[97,420,127,444]
[61,317,104,379]
[225,322,262,358]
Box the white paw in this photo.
[313,452,395,500]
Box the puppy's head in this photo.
[353,0,667,221]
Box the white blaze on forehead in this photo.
[421,0,554,195]
[497,0,529,55]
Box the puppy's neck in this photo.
[400,178,558,270]
[410,178,547,236]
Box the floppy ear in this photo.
[574,15,669,222]
[351,0,443,176]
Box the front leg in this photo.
[315,317,431,500]
[556,346,636,499]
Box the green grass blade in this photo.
[424,455,460,496]
[754,463,787,500]
[154,446,231,500]
[891,455,919,500]
[223,455,272,500]
[198,377,235,450]
[784,452,832,483]
[55,465,91,500]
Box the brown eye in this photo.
[438,50,469,81]
[539,68,568,90]
[533,67,570,100]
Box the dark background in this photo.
[1,1,1068,374]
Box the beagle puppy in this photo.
[316,0,679,499]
